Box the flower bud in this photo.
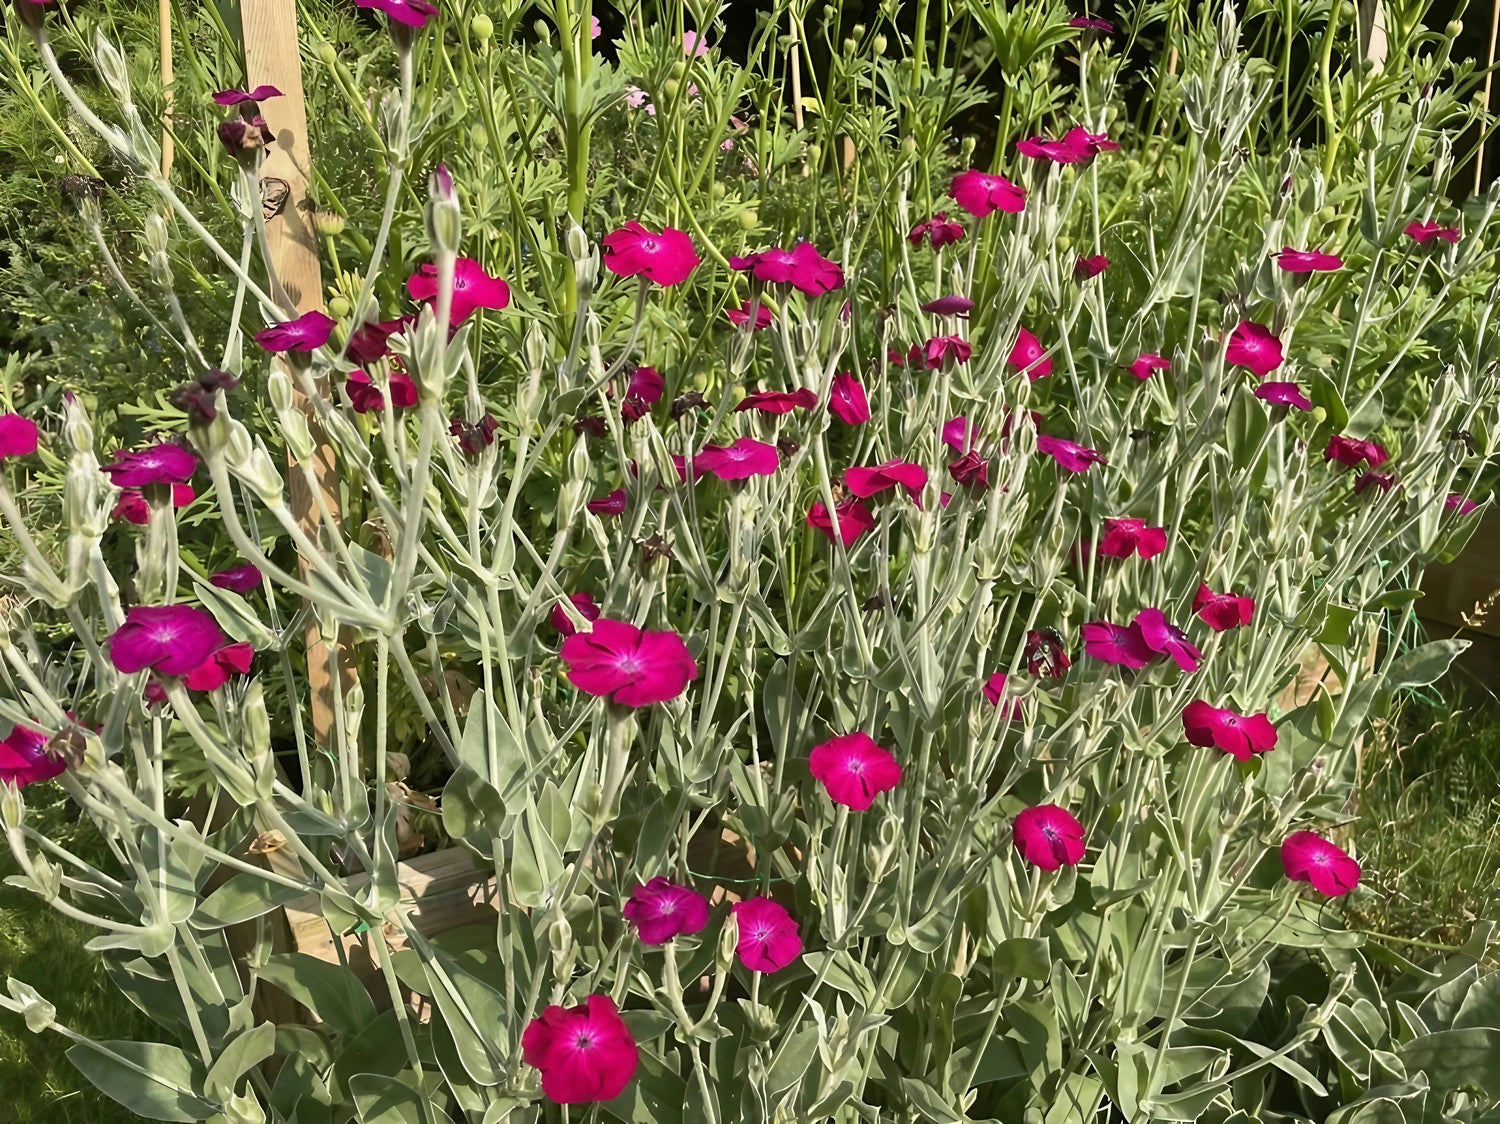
[267,369,295,414]
[426,163,462,257]
[6,979,55,1035]
[873,34,887,54]
[93,30,133,109]
[0,782,24,832]
[313,211,346,237]
[471,13,494,41]
[843,37,856,54]
[852,24,866,38]
[961,136,976,158]
[327,295,351,320]
[711,182,727,199]
[901,135,917,155]
[664,78,681,99]
[716,913,738,972]
[534,18,551,43]
[670,60,687,79]
[738,209,758,230]
[316,42,338,65]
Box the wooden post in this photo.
[1482,0,1500,195]
[158,0,174,178]
[241,0,344,747]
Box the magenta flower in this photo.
[1446,493,1479,514]
[623,878,710,944]
[1123,353,1170,380]
[950,170,1027,217]
[587,488,627,516]
[1133,608,1202,673]
[844,460,927,501]
[620,366,664,423]
[256,310,336,353]
[522,995,638,1105]
[982,673,1023,719]
[559,618,698,707]
[921,295,975,317]
[921,335,972,369]
[1277,247,1343,272]
[108,605,226,676]
[102,442,197,487]
[1255,382,1313,411]
[1070,16,1113,31]
[1013,805,1086,871]
[550,592,601,637]
[602,222,700,287]
[1225,321,1283,377]
[1025,629,1071,679]
[736,388,817,415]
[695,438,779,480]
[1036,435,1106,474]
[1074,254,1109,280]
[211,85,282,106]
[407,257,511,325]
[807,497,875,547]
[1007,327,1052,381]
[1193,585,1254,631]
[114,485,194,525]
[941,417,975,454]
[354,0,440,29]
[909,212,966,248]
[1017,127,1115,164]
[0,722,66,788]
[732,897,802,972]
[1098,517,1167,560]
[726,301,773,329]
[1182,700,1276,762]
[1325,435,1390,468]
[808,732,902,811]
[948,451,989,490]
[210,565,263,594]
[183,642,255,692]
[828,373,869,426]
[1354,471,1395,496]
[345,369,418,413]
[345,317,410,364]
[1405,221,1460,245]
[1082,620,1154,669]
[0,415,38,460]
[729,244,844,296]
[1281,832,1361,897]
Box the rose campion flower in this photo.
[620,366,664,423]
[982,673,1022,719]
[1124,354,1170,380]
[354,0,440,29]
[808,732,902,810]
[950,169,1027,217]
[920,295,975,317]
[184,642,255,692]
[1097,517,1167,561]
[108,605,226,676]
[0,722,67,788]
[1255,382,1313,411]
[1074,254,1108,280]
[102,442,198,487]
[623,878,710,944]
[256,310,336,353]
[114,485,195,525]
[0,415,39,459]
[602,222,701,287]
[1182,701,1277,762]
[550,592,601,636]
[732,897,802,972]
[941,417,975,454]
[807,496,875,547]
[1082,620,1154,669]
[695,438,779,480]
[1017,127,1116,164]
[1013,805,1086,871]
[1007,327,1052,380]
[1225,321,1283,377]
[1281,832,1361,897]
[1133,607,1202,673]
[909,212,966,248]
[211,85,282,106]
[922,335,972,369]
[521,995,638,1104]
[450,414,499,456]
[210,565,263,594]
[1277,247,1342,272]
[683,30,709,57]
[1446,493,1480,514]
[559,618,698,707]
[828,373,869,425]
[1193,585,1254,631]
[407,257,511,324]
[730,243,844,296]
[1025,628,1071,679]
[726,301,773,329]
[1404,221,1460,245]
[345,369,417,413]
[948,451,989,489]
[736,388,817,415]
[1070,16,1113,31]
[345,317,411,365]
[1354,471,1395,496]
[1325,435,1390,468]
[586,488,627,516]
[1036,435,1106,474]
[844,460,927,502]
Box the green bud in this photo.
[671,60,687,79]
[843,37,856,55]
[313,211,345,237]
[961,135,976,158]
[873,34,887,54]
[806,142,821,162]
[534,18,551,43]
[6,979,55,1034]
[711,182,727,199]
[852,24,866,37]
[1318,205,1337,224]
[470,13,494,41]
[1446,19,1462,37]
[738,209,758,230]
[327,295,351,320]
[1,782,24,831]
[901,134,917,155]
[663,78,681,99]
[1311,406,1328,424]
[316,42,337,65]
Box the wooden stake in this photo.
[241,0,344,748]
[158,0,174,178]
[1482,0,1500,195]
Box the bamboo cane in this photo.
[158,0,173,178]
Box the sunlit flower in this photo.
[730,243,844,296]
[1007,327,1052,380]
[0,720,67,788]
[921,335,972,369]
[828,373,870,425]
[522,995,638,1104]
[844,460,927,501]
[1225,321,1283,377]
[1070,16,1113,31]
[1325,435,1389,468]
[1074,254,1108,280]
[1097,517,1167,560]
[732,897,801,972]
[210,565,263,594]
[736,388,818,415]
[1193,584,1254,630]
[355,0,440,29]
[695,438,779,480]
[603,222,701,286]
[1255,382,1312,411]
[1133,607,1202,673]
[1182,701,1276,762]
[683,29,709,57]
[950,170,1026,217]
[108,605,226,676]
[1036,435,1106,474]
[941,417,975,454]
[407,257,511,324]
[623,878,710,944]
[0,415,38,459]
[1277,247,1342,272]
[807,496,875,546]
[256,310,336,353]
[1281,832,1361,897]
[102,442,198,488]
[809,732,902,810]
[559,618,698,706]
[1404,221,1460,245]
[1123,353,1170,380]
[1016,126,1117,164]
[1013,805,1085,871]
[550,592,601,637]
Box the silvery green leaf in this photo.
[66,1039,217,1122]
